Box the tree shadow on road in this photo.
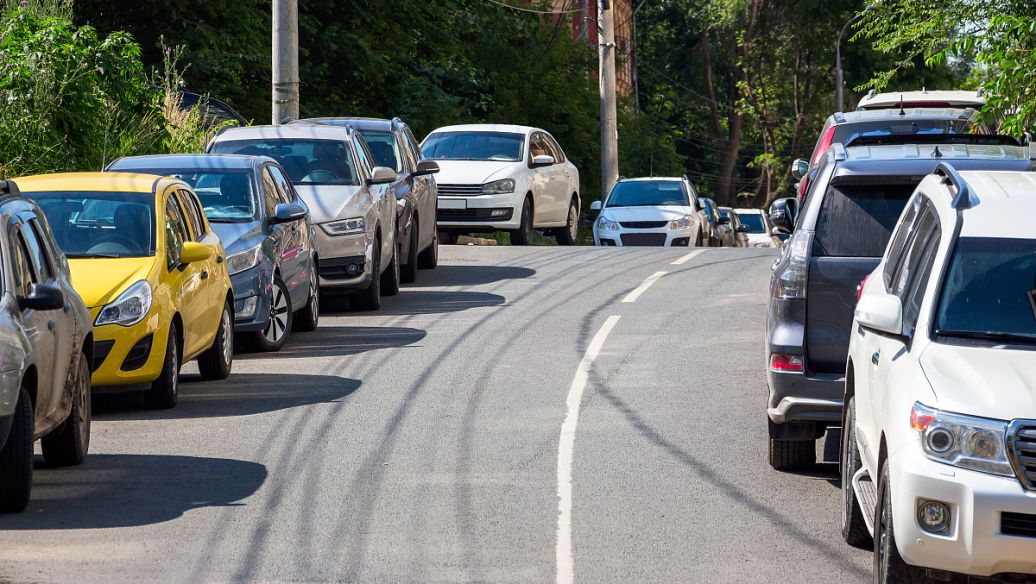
[406,264,535,287]
[0,454,266,530]
[321,290,507,315]
[237,326,427,359]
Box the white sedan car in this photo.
[733,208,779,247]
[842,166,1036,582]
[591,177,705,247]
[421,124,580,245]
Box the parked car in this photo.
[856,88,985,111]
[767,197,798,243]
[765,137,1034,470]
[700,197,733,247]
[590,177,704,247]
[843,165,1036,582]
[16,173,234,409]
[209,124,399,311]
[106,154,319,352]
[299,117,440,282]
[733,208,779,247]
[718,207,749,247]
[421,124,580,245]
[0,181,93,513]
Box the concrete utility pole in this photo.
[272,0,299,124]
[599,0,619,199]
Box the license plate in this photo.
[438,198,467,210]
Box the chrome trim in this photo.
[1006,419,1036,491]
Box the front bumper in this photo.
[91,313,169,388]
[593,225,695,247]
[312,227,373,292]
[230,264,272,333]
[891,446,1036,577]
[436,192,522,231]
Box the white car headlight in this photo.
[911,402,1014,477]
[226,244,261,275]
[596,216,619,231]
[95,280,152,327]
[482,179,515,194]
[321,217,366,237]
[668,215,693,230]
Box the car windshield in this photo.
[813,183,916,257]
[935,237,1036,343]
[607,181,689,207]
[359,130,403,172]
[737,213,766,233]
[116,169,257,223]
[211,139,359,186]
[32,191,156,258]
[832,119,971,148]
[422,132,524,162]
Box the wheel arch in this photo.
[21,365,37,409]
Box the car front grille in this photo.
[1007,421,1036,490]
[620,233,667,246]
[619,221,668,229]
[1002,512,1036,538]
[438,208,513,222]
[437,184,483,196]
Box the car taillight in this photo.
[773,230,813,299]
[856,275,870,304]
[770,354,803,373]
[811,125,838,167]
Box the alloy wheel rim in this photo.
[221,308,233,364]
[264,287,289,343]
[878,491,890,580]
[569,205,578,238]
[171,339,179,394]
[310,273,319,323]
[77,359,89,445]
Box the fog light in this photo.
[917,500,951,534]
[769,354,803,373]
[234,296,258,319]
[490,209,509,217]
[346,263,361,276]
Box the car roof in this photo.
[109,154,268,171]
[829,107,976,124]
[213,123,356,141]
[825,143,1034,179]
[857,90,984,110]
[12,172,177,194]
[301,117,398,132]
[950,171,1036,239]
[429,123,537,135]
[617,177,684,182]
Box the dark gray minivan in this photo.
[765,135,1033,470]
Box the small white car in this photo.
[421,124,580,245]
[841,165,1036,582]
[733,208,778,247]
[591,177,704,247]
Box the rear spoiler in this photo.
[845,134,1021,148]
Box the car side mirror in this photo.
[855,292,903,336]
[531,154,555,167]
[368,166,397,185]
[791,158,809,180]
[737,224,750,233]
[18,283,64,312]
[414,160,440,176]
[273,201,307,223]
[590,200,603,212]
[179,241,212,264]
[769,210,791,232]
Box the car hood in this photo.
[210,221,264,254]
[68,257,155,309]
[921,342,1036,420]
[292,185,370,225]
[746,233,774,245]
[599,205,694,222]
[432,160,521,185]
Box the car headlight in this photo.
[482,179,515,194]
[910,402,1013,477]
[95,280,152,327]
[596,215,619,231]
[321,217,366,237]
[226,244,261,275]
[669,215,693,230]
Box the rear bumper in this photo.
[767,369,844,424]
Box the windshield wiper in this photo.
[936,330,1036,345]
[67,253,122,258]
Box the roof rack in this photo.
[833,112,847,124]
[934,162,977,210]
[830,143,848,162]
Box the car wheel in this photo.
[554,198,579,246]
[401,224,419,284]
[439,231,458,246]
[694,233,703,247]
[41,353,91,467]
[418,229,438,269]
[0,386,33,513]
[351,239,382,311]
[875,460,930,584]
[768,436,816,471]
[381,235,401,296]
[148,324,181,410]
[509,198,532,246]
[246,277,292,352]
[293,268,320,332]
[841,397,873,548]
[198,301,233,381]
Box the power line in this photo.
[484,0,582,15]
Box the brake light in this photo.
[910,403,937,431]
[856,275,870,304]
[811,125,838,166]
[773,230,813,299]
[770,354,804,372]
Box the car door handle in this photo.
[871,351,880,366]
[62,302,70,313]
[47,320,55,332]
[201,270,209,280]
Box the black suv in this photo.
[765,135,1033,470]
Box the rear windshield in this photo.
[832,119,971,147]
[813,183,916,257]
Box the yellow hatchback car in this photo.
[14,173,234,409]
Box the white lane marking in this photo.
[621,271,667,303]
[556,314,621,584]
[671,248,710,265]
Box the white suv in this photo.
[421,124,580,245]
[842,164,1036,582]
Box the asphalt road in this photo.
[0,245,870,583]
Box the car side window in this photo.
[353,140,374,181]
[267,165,296,204]
[883,194,923,287]
[11,230,38,296]
[402,127,423,163]
[544,134,566,163]
[164,196,190,268]
[891,206,937,300]
[260,167,281,216]
[22,220,54,282]
[902,227,941,337]
[177,190,205,241]
[530,133,550,159]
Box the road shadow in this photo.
[92,373,360,420]
[0,454,265,530]
[321,290,506,315]
[238,326,426,359]
[407,264,535,287]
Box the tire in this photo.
[875,460,931,584]
[0,386,33,513]
[198,301,233,381]
[768,436,816,471]
[246,277,292,352]
[841,397,873,548]
[148,325,180,410]
[555,198,578,246]
[439,231,458,246]
[509,198,532,246]
[41,353,91,467]
[401,223,419,284]
[694,233,703,247]
[417,229,438,269]
[381,235,401,296]
[351,239,382,311]
[293,267,320,332]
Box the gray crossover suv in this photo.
[765,135,1033,470]
[0,181,93,513]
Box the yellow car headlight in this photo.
[95,280,152,327]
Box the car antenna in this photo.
[932,145,943,158]
[898,94,906,116]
